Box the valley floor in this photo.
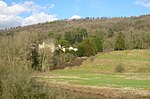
[37,50,150,98]
[37,73,150,99]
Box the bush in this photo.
[52,53,75,67]
[90,56,95,61]
[77,38,97,57]
[115,63,125,73]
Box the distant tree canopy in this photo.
[93,33,103,52]
[54,28,103,57]
[1,15,150,71]
[64,31,73,44]
[115,32,126,50]
[107,28,114,38]
[77,34,103,57]
[64,28,88,45]
[57,39,70,47]
[77,38,95,57]
[1,14,150,50]
[130,35,143,49]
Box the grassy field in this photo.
[38,50,150,90]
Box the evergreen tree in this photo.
[95,35,103,52]
[58,39,70,47]
[94,31,103,52]
[64,28,88,44]
[77,43,85,57]
[77,38,97,57]
[80,28,88,39]
[115,32,126,50]
[27,43,40,70]
[64,31,77,44]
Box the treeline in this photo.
[0,28,149,71]
[33,27,147,71]
[26,28,103,71]
[0,15,150,71]
[56,28,103,56]
[1,14,150,50]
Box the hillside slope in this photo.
[81,49,150,73]
[1,15,150,50]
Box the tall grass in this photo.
[0,66,75,99]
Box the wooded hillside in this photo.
[1,15,150,50]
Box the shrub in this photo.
[77,38,97,57]
[90,56,95,61]
[115,63,125,73]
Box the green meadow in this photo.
[39,50,150,90]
